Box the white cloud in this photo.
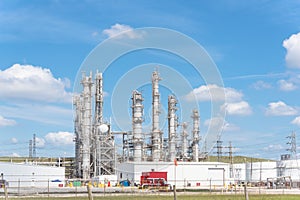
[283,32,300,68]
[222,101,252,116]
[204,117,239,132]
[185,84,242,102]
[263,144,284,151]
[102,23,142,39]
[45,131,74,146]
[252,80,272,90]
[10,152,21,157]
[265,101,298,116]
[291,116,300,126]
[11,137,18,144]
[0,115,16,127]
[0,64,72,103]
[278,79,297,91]
[36,137,45,148]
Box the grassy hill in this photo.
[204,155,275,163]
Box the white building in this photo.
[232,163,246,182]
[277,159,300,182]
[232,162,277,183]
[116,161,230,187]
[0,162,65,187]
[245,162,277,182]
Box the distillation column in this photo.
[95,72,103,125]
[181,122,188,161]
[73,95,82,177]
[191,109,200,162]
[168,95,178,161]
[93,72,103,176]
[132,90,144,162]
[94,72,115,175]
[81,72,93,179]
[152,70,162,162]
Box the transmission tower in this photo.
[227,141,234,178]
[33,134,36,158]
[29,139,33,158]
[287,131,297,159]
[214,139,223,162]
[228,141,233,165]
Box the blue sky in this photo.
[0,0,300,160]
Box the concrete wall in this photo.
[0,162,65,187]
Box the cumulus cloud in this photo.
[291,116,300,126]
[102,23,142,39]
[263,144,284,151]
[252,80,272,90]
[204,117,239,132]
[0,64,72,103]
[278,79,297,91]
[11,137,18,144]
[36,137,45,148]
[185,84,242,102]
[265,101,298,116]
[10,153,21,157]
[283,32,300,68]
[0,115,16,127]
[222,101,252,116]
[45,131,74,146]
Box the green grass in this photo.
[8,194,300,200]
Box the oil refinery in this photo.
[73,69,203,180]
[71,69,300,188]
[0,69,300,192]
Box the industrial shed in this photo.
[0,162,65,187]
[116,161,230,187]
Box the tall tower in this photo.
[191,109,200,162]
[94,72,115,176]
[29,139,33,158]
[81,72,93,180]
[168,95,178,161]
[94,72,103,125]
[151,70,162,162]
[181,122,188,161]
[93,72,103,176]
[132,90,144,162]
[73,95,82,178]
[33,134,36,158]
